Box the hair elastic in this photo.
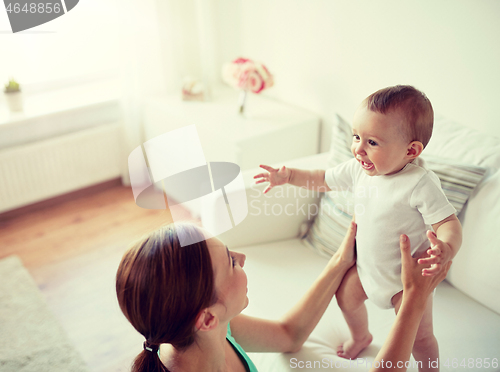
[143,340,159,353]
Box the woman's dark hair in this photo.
[116,223,217,372]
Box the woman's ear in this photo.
[406,141,424,159]
[195,309,219,332]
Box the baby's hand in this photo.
[417,230,453,277]
[253,165,291,194]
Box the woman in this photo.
[116,222,450,372]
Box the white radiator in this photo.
[0,123,123,213]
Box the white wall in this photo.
[214,0,500,151]
[3,0,498,151]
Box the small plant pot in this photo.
[5,91,24,112]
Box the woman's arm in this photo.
[369,235,452,371]
[230,221,357,353]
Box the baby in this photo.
[254,86,462,372]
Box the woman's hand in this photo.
[332,220,357,269]
[400,234,452,300]
[370,235,452,372]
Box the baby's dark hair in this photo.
[363,85,434,148]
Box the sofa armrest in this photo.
[211,153,330,248]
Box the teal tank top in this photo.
[226,322,259,372]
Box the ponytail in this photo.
[116,223,217,372]
[131,348,169,372]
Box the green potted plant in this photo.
[4,78,24,112]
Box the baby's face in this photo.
[351,106,412,176]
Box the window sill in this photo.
[0,79,122,149]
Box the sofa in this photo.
[211,114,500,372]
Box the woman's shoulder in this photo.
[226,322,259,372]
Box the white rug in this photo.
[0,255,89,372]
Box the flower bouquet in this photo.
[222,57,274,114]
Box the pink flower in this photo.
[222,58,274,94]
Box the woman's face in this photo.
[206,236,248,318]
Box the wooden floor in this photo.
[0,182,197,372]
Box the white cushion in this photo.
[427,116,500,314]
[425,115,500,177]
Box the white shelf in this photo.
[144,88,320,170]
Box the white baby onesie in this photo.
[325,157,456,309]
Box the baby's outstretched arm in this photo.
[254,165,330,194]
[418,214,462,276]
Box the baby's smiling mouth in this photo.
[359,160,374,170]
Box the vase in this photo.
[238,90,248,114]
[5,91,24,112]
